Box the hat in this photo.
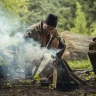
[44,14,58,27]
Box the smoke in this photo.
[0,7,21,49]
[0,7,25,80]
[0,7,59,81]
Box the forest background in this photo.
[0,0,96,36]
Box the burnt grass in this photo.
[0,70,96,96]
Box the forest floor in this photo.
[0,69,96,96]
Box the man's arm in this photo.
[24,29,33,38]
[24,23,40,38]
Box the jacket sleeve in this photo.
[24,28,38,41]
[24,29,32,38]
[24,23,41,41]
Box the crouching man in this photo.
[24,14,66,89]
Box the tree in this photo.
[90,22,96,36]
[71,2,88,35]
[0,0,30,34]
[0,0,29,14]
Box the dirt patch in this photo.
[0,75,96,96]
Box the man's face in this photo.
[43,23,55,35]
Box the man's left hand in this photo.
[51,38,59,48]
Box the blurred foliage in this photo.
[0,0,29,15]
[71,2,88,35]
[0,0,96,35]
[34,74,40,82]
[49,84,55,89]
[90,22,96,36]
[68,58,92,70]
[7,80,12,87]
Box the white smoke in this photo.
[0,7,59,81]
[0,8,21,49]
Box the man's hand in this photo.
[50,38,59,48]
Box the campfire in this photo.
[0,41,86,91]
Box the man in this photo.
[24,14,65,49]
[24,14,66,88]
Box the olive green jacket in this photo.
[24,21,61,49]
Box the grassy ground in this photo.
[0,59,96,96]
[68,59,92,70]
[68,59,96,81]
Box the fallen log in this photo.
[61,31,94,61]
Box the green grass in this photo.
[68,58,96,81]
[68,58,92,70]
